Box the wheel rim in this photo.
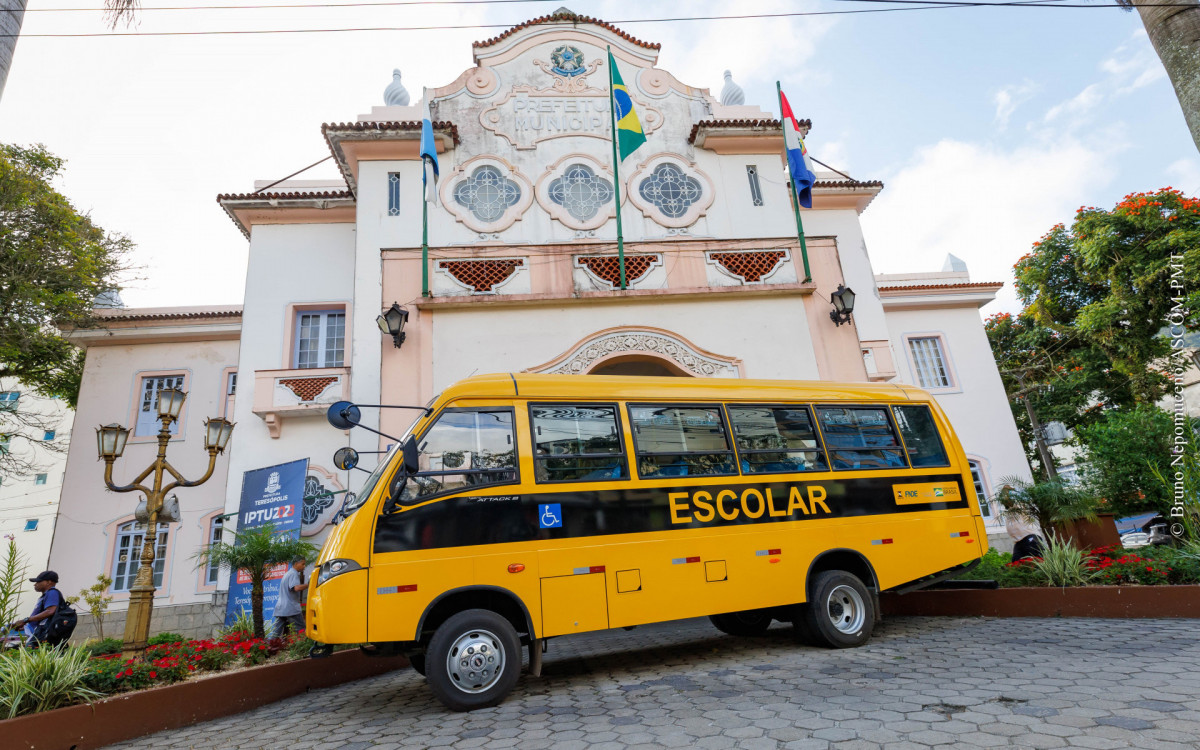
[825,584,866,634]
[445,628,505,694]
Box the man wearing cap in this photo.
[8,571,62,643]
[273,557,308,637]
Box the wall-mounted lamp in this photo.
[829,284,856,327]
[376,302,410,349]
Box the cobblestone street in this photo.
[109,616,1200,750]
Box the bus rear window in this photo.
[815,406,907,470]
[892,404,950,467]
[628,405,737,478]
[728,406,828,474]
[531,404,628,483]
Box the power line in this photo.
[19,0,1186,12]
[6,3,1172,38]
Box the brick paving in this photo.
[107,616,1200,749]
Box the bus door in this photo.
[368,405,538,643]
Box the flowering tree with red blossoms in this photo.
[986,188,1200,476]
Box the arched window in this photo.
[112,521,168,592]
[637,163,702,219]
[548,164,613,222]
[453,165,522,223]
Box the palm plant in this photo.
[996,475,1100,538]
[194,524,317,639]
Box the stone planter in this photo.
[2,649,407,750]
[881,584,1200,619]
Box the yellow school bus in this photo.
[308,374,986,711]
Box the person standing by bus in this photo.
[273,557,308,636]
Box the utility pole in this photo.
[1010,370,1059,481]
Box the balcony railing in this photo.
[252,367,350,438]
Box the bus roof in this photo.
[436,373,930,404]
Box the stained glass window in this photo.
[638,163,702,219]
[453,165,521,223]
[548,164,613,222]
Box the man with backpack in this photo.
[8,570,75,646]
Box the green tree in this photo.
[995,476,1100,538]
[1073,405,1195,518]
[0,144,133,404]
[194,524,318,639]
[987,188,1200,470]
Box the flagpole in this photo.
[776,81,813,283]
[421,192,430,297]
[607,45,627,290]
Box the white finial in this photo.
[384,69,410,106]
[720,70,745,106]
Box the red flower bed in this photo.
[84,631,309,695]
[1084,544,1174,585]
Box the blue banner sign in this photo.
[224,458,308,628]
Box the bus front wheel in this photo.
[800,571,875,648]
[709,609,773,637]
[426,609,521,711]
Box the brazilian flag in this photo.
[609,51,646,161]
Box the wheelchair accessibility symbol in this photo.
[539,503,562,529]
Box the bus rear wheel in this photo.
[709,609,773,637]
[426,609,521,711]
[800,571,875,648]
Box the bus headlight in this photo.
[316,558,362,587]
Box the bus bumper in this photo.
[308,568,368,644]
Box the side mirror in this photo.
[403,438,419,475]
[327,401,361,430]
[333,446,359,471]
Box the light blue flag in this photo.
[420,89,439,205]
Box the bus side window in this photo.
[814,406,907,471]
[628,404,737,478]
[728,405,828,474]
[530,403,628,483]
[397,408,518,503]
[892,404,951,467]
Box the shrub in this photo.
[1031,534,1097,587]
[0,535,28,640]
[0,645,103,718]
[76,575,114,640]
[83,637,123,657]
[147,632,187,646]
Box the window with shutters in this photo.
[294,310,346,369]
[906,335,953,389]
[205,516,225,585]
[111,521,169,592]
[134,375,185,436]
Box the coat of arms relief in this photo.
[479,44,662,150]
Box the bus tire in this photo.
[709,609,773,637]
[426,609,521,711]
[790,605,819,646]
[801,571,875,648]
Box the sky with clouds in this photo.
[0,0,1193,314]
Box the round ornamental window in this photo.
[453,165,522,223]
[548,164,614,222]
[637,163,702,219]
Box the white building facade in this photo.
[50,11,1030,636]
[0,379,74,615]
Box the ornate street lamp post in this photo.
[96,388,234,652]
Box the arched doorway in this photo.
[526,326,744,378]
[588,354,691,377]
